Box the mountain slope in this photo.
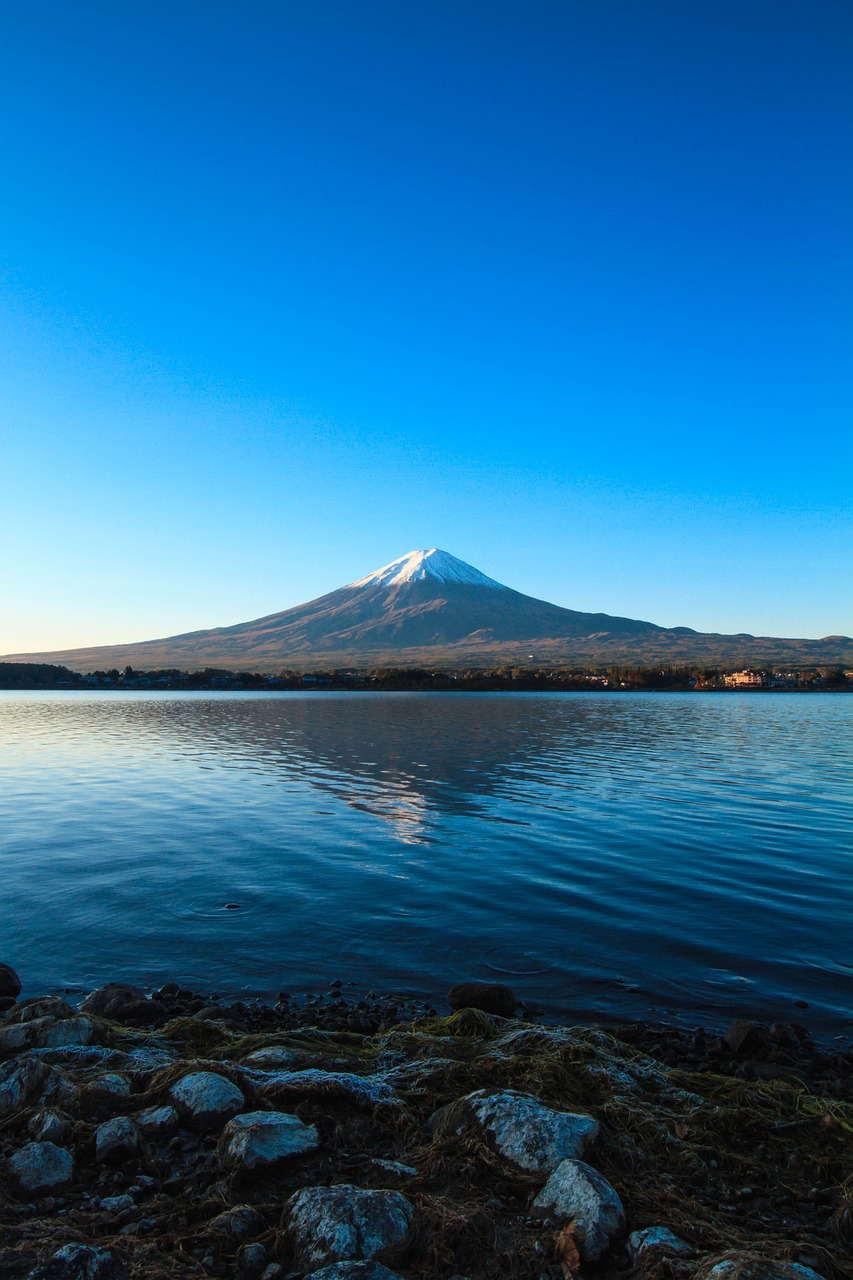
[3,549,851,670]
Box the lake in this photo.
[1,691,850,1036]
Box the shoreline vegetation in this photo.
[0,969,851,1280]
[1,662,851,693]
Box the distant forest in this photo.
[1,662,850,692]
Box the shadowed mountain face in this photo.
[4,549,852,670]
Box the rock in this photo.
[0,961,22,1001]
[306,1266,406,1280]
[532,1158,625,1261]
[0,1014,98,1052]
[430,1089,599,1174]
[237,1243,268,1273]
[705,1260,827,1280]
[89,1070,131,1100]
[81,984,167,1028]
[5,996,75,1023]
[100,1194,135,1213]
[28,1109,70,1143]
[288,1185,414,1267]
[448,981,517,1018]
[135,1104,178,1136]
[94,1116,140,1163]
[210,1204,266,1239]
[7,1140,74,1196]
[256,1068,398,1110]
[0,1058,75,1118]
[169,1070,244,1127]
[219,1110,320,1171]
[723,1020,772,1057]
[242,1047,312,1069]
[371,1158,418,1179]
[628,1226,694,1262]
[25,1243,128,1280]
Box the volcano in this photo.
[4,549,852,670]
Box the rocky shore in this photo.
[1,966,850,1280]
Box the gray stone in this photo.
[532,1158,624,1260]
[0,1015,97,1052]
[219,1109,319,1171]
[7,1141,74,1196]
[90,1073,131,1101]
[430,1088,599,1174]
[237,1243,268,1273]
[306,1266,405,1280]
[288,1185,414,1267]
[25,1242,128,1280]
[210,1204,266,1239]
[169,1070,244,1127]
[371,1158,418,1179]
[0,1057,75,1117]
[628,1227,694,1263]
[100,1194,135,1213]
[95,1116,140,1163]
[135,1104,178,1136]
[256,1068,398,1109]
[5,996,75,1023]
[29,1109,69,1143]
[81,983,167,1027]
[242,1047,313,1069]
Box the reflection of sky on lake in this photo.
[1,691,851,1035]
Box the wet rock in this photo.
[94,1116,140,1163]
[306,1266,406,1280]
[448,981,517,1018]
[169,1070,244,1128]
[219,1109,320,1171]
[627,1226,694,1262]
[288,1185,414,1267]
[532,1158,625,1260]
[7,1140,74,1196]
[210,1204,266,1240]
[135,1104,178,1136]
[256,1068,398,1110]
[81,983,167,1028]
[28,1109,70,1143]
[723,1020,772,1057]
[5,996,75,1023]
[0,961,22,1002]
[430,1088,599,1174]
[25,1243,128,1280]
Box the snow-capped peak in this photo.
[349,549,508,590]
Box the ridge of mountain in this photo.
[3,549,852,671]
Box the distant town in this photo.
[0,661,850,692]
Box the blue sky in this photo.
[1,0,851,652]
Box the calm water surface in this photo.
[1,692,851,1035]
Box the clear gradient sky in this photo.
[1,0,851,653]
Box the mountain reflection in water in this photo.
[1,692,850,1035]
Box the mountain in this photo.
[4,549,852,671]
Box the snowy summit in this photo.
[349,548,508,590]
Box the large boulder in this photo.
[25,1243,128,1280]
[0,962,22,1010]
[5,997,75,1023]
[169,1070,244,1128]
[80,984,167,1028]
[448,982,516,1018]
[430,1089,599,1174]
[0,1014,97,1052]
[532,1158,624,1260]
[7,1141,74,1196]
[287,1185,414,1268]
